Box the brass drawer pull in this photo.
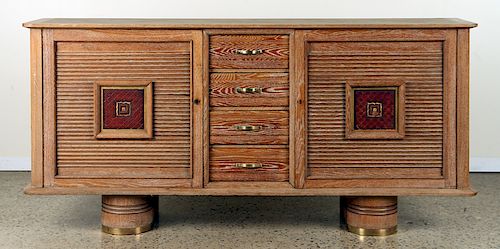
[235,163,262,169]
[235,87,262,94]
[234,125,262,132]
[235,49,263,55]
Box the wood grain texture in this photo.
[53,178,191,188]
[308,167,442,179]
[57,167,191,179]
[209,147,288,181]
[30,29,43,187]
[457,29,470,189]
[209,73,289,107]
[23,18,478,29]
[288,31,296,186]
[51,31,198,187]
[25,184,477,196]
[304,179,445,188]
[292,30,307,188]
[344,80,406,139]
[93,80,153,139]
[101,195,154,233]
[191,30,205,188]
[442,30,458,188]
[210,110,288,145]
[209,35,289,69]
[27,22,474,197]
[202,31,211,186]
[304,31,451,186]
[42,29,56,186]
[345,196,397,232]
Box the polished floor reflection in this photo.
[0,172,498,249]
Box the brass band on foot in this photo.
[102,224,152,235]
[347,225,397,236]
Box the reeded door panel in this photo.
[294,29,457,188]
[42,30,203,188]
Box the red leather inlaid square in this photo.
[102,89,144,129]
[354,90,396,130]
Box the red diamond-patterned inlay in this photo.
[354,89,396,130]
[102,89,144,129]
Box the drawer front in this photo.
[209,35,289,69]
[210,147,288,181]
[210,73,289,107]
[210,110,288,145]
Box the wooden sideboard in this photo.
[24,18,477,236]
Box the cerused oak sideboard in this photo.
[23,18,477,236]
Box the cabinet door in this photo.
[42,29,203,188]
[293,29,457,188]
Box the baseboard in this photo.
[0,157,498,172]
[470,157,500,172]
[0,157,30,171]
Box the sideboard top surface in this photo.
[23,18,477,29]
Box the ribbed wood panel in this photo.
[307,41,444,179]
[55,42,192,179]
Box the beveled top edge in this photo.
[23,18,478,29]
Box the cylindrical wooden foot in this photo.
[101,195,155,235]
[345,196,397,236]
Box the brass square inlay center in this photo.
[367,102,383,118]
[115,101,132,117]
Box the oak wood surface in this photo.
[42,29,56,186]
[27,20,475,197]
[101,195,154,233]
[442,30,458,188]
[30,29,43,187]
[209,35,289,69]
[344,80,406,140]
[457,29,470,189]
[209,147,289,181]
[210,110,289,145]
[25,185,477,196]
[202,31,211,186]
[345,196,398,232]
[93,80,153,139]
[297,29,456,188]
[40,30,204,188]
[209,72,289,107]
[23,18,478,29]
[192,30,205,188]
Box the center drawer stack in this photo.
[208,33,290,182]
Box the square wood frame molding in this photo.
[94,80,153,139]
[345,80,406,139]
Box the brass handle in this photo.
[234,125,262,132]
[235,49,263,55]
[235,87,262,94]
[234,163,262,169]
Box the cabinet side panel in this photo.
[457,29,470,189]
[30,29,43,187]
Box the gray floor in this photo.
[0,173,498,249]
